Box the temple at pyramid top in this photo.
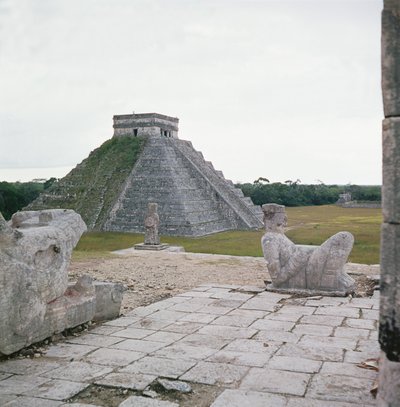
[113,112,179,139]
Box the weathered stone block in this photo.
[93,281,124,321]
[382,3,400,117]
[377,351,400,406]
[0,210,88,355]
[261,204,355,295]
[382,118,400,222]
[379,223,400,361]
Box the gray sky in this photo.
[0,0,382,184]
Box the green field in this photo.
[74,205,382,264]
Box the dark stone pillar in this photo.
[379,1,400,405]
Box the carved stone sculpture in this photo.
[261,204,355,295]
[144,203,160,245]
[0,209,123,355]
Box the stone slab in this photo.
[277,343,344,362]
[111,327,156,339]
[307,374,377,404]
[43,344,98,359]
[314,306,360,318]
[162,321,205,334]
[299,335,357,350]
[110,339,165,353]
[119,396,179,407]
[176,333,230,349]
[292,324,334,337]
[286,398,369,407]
[84,348,145,366]
[180,361,249,386]
[119,356,195,379]
[210,389,287,407]
[94,372,156,390]
[152,343,217,361]
[0,359,61,375]
[196,325,257,339]
[41,361,113,382]
[25,379,89,401]
[134,243,169,251]
[0,374,50,395]
[254,330,299,343]
[210,315,259,327]
[143,331,186,344]
[240,367,310,396]
[179,313,217,324]
[67,333,124,347]
[5,397,63,406]
[206,350,272,367]
[224,339,280,354]
[268,356,322,373]
[345,318,376,330]
[320,361,378,379]
[249,319,295,331]
[334,327,369,339]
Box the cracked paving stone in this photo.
[24,379,89,400]
[0,374,50,395]
[240,367,310,396]
[95,372,157,390]
[110,339,166,353]
[277,343,344,362]
[180,361,249,386]
[152,343,218,361]
[118,356,196,379]
[84,348,145,366]
[306,374,377,404]
[210,389,287,407]
[286,398,375,407]
[5,396,63,406]
[119,395,179,406]
[0,359,62,376]
[268,356,322,373]
[206,349,271,367]
[41,361,113,382]
[43,344,98,359]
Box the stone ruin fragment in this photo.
[261,203,355,296]
[0,209,123,355]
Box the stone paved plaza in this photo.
[0,284,379,406]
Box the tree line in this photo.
[0,179,57,220]
[236,179,381,207]
[0,177,381,220]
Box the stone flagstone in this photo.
[0,284,379,406]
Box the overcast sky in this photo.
[0,0,382,184]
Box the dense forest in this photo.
[0,180,55,220]
[236,179,381,207]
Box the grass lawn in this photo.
[74,205,381,264]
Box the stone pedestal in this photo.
[134,243,169,251]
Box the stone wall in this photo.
[378,1,400,405]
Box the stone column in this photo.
[379,1,400,405]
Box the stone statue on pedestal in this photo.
[144,203,160,245]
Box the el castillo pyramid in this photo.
[27,113,263,236]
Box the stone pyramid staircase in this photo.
[104,136,263,236]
